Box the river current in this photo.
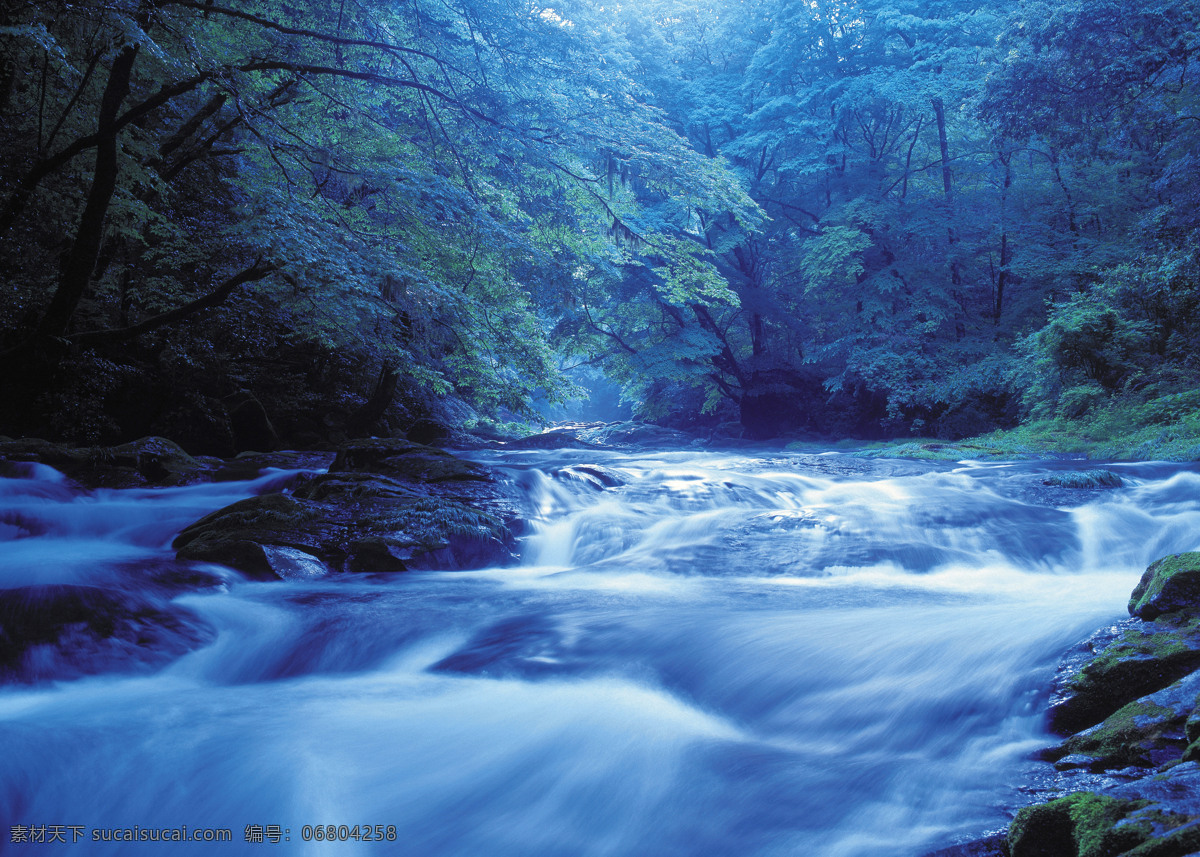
[2,448,1200,856]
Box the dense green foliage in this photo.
[2,0,1198,447]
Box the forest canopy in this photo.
[1,0,1197,449]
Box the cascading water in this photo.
[2,450,1199,856]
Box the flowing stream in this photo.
[3,449,1200,856]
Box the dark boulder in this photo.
[1047,614,1200,736]
[1130,553,1200,620]
[0,585,214,683]
[0,435,217,488]
[1044,670,1200,771]
[174,439,523,579]
[1007,766,1200,857]
[331,437,492,484]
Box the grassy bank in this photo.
[839,391,1200,462]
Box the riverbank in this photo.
[837,403,1200,463]
[931,555,1200,857]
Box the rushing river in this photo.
[2,448,1200,856]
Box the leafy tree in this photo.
[0,0,751,445]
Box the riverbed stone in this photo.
[1130,554,1200,620]
[921,834,1008,857]
[330,437,491,484]
[1009,765,1200,857]
[173,440,522,579]
[0,435,218,487]
[1008,791,1152,857]
[507,428,601,450]
[0,584,214,682]
[552,464,625,489]
[1047,613,1200,736]
[1046,671,1200,771]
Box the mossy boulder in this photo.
[1042,470,1124,489]
[173,493,334,580]
[1009,792,1151,857]
[1009,765,1200,857]
[1130,554,1200,620]
[330,438,491,484]
[0,435,215,487]
[1048,613,1200,735]
[0,585,214,682]
[1047,671,1200,771]
[1012,768,1200,854]
[506,429,601,450]
[173,441,522,579]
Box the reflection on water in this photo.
[2,450,1199,855]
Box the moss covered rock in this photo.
[1009,792,1151,857]
[331,438,491,484]
[1130,554,1200,620]
[1048,671,1200,771]
[1048,613,1200,735]
[173,441,522,579]
[1008,765,1200,857]
[0,435,214,487]
[1042,470,1125,489]
[173,493,333,580]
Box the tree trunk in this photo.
[994,151,1013,323]
[347,365,400,435]
[35,44,140,341]
[931,97,952,203]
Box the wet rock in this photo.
[345,536,418,573]
[1045,671,1200,771]
[331,437,482,481]
[173,493,327,579]
[1129,554,1200,620]
[553,464,625,489]
[260,545,328,580]
[921,833,1008,857]
[1008,766,1200,857]
[507,428,601,450]
[0,436,219,488]
[0,585,214,683]
[173,440,522,579]
[1047,613,1200,735]
[580,421,697,448]
[1008,791,1153,857]
[1041,470,1124,489]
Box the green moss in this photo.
[1122,811,1200,857]
[1129,554,1200,619]
[1060,699,1180,768]
[1051,613,1200,736]
[1009,792,1151,857]
[1183,739,1200,763]
[956,391,1200,461]
[851,437,1046,461]
[1069,613,1200,688]
[1043,470,1124,489]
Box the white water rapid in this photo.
[2,450,1199,856]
